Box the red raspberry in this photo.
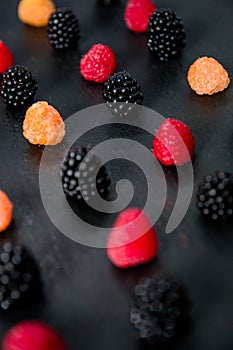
[107,208,159,269]
[0,41,14,74]
[124,0,156,33]
[153,118,195,166]
[2,321,68,350]
[80,44,117,83]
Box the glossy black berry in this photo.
[147,8,186,61]
[0,242,39,310]
[130,277,181,343]
[103,72,143,104]
[1,65,38,108]
[61,147,110,201]
[48,9,80,50]
[196,171,233,221]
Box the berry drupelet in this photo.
[196,171,233,221]
[48,9,80,50]
[1,65,38,108]
[61,147,110,202]
[130,277,181,343]
[147,8,186,61]
[0,242,38,310]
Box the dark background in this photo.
[0,0,233,349]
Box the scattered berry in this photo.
[97,0,119,4]
[48,8,80,50]
[0,190,13,232]
[152,118,195,166]
[103,71,143,104]
[0,243,39,310]
[2,321,68,350]
[187,57,230,95]
[80,44,117,83]
[196,171,233,221]
[130,276,181,342]
[62,147,110,201]
[147,8,186,61]
[18,0,55,27]
[107,208,159,269]
[0,41,14,74]
[1,65,38,108]
[23,101,66,145]
[124,0,156,33]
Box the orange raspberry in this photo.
[18,0,55,28]
[23,101,66,146]
[187,57,230,95]
[0,190,13,232]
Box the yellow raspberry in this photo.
[0,190,13,232]
[23,101,66,146]
[187,56,230,95]
[18,0,55,28]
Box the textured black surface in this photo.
[0,0,233,349]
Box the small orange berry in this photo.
[23,101,66,146]
[18,0,55,28]
[187,56,230,95]
[0,190,13,232]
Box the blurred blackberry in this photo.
[196,171,233,221]
[103,72,143,116]
[61,147,110,201]
[0,242,39,311]
[97,0,119,4]
[147,8,186,61]
[130,277,181,343]
[1,65,38,108]
[48,9,80,50]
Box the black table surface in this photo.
[0,0,233,349]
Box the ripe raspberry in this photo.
[80,44,117,83]
[187,57,230,95]
[130,276,181,342]
[0,190,13,232]
[124,0,156,33]
[196,171,233,221]
[107,208,159,269]
[23,101,66,146]
[2,321,68,350]
[152,118,195,166]
[0,41,14,74]
[18,0,55,27]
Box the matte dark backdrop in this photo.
[0,0,233,349]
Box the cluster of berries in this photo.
[0,0,232,347]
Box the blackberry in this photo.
[196,171,233,221]
[103,72,143,116]
[130,277,181,343]
[61,147,110,201]
[97,0,119,5]
[1,65,38,108]
[48,9,80,50]
[103,72,143,104]
[147,8,186,61]
[0,242,39,310]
